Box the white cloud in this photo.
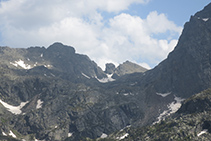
[0,0,182,70]
[145,11,182,34]
[139,62,151,70]
[97,13,181,68]
[95,0,150,12]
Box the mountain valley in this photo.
[1,2,211,141]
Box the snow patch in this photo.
[174,96,185,103]
[116,92,134,96]
[154,96,185,124]
[34,138,40,141]
[50,73,55,77]
[117,133,129,140]
[203,18,209,22]
[96,74,115,83]
[10,60,32,69]
[34,62,38,66]
[122,92,134,96]
[130,82,137,86]
[2,131,7,136]
[156,92,171,97]
[82,73,91,79]
[100,133,108,138]
[197,129,208,137]
[9,130,16,138]
[198,17,209,22]
[36,99,43,109]
[68,133,73,137]
[0,99,28,115]
[41,53,43,57]
[44,64,52,68]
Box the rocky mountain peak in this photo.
[113,60,147,78]
[46,42,75,55]
[105,63,115,74]
[141,2,211,98]
[104,61,148,79]
[195,2,211,18]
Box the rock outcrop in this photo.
[104,61,148,78]
[105,63,116,74]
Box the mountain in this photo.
[1,2,211,141]
[124,2,211,98]
[103,89,211,140]
[105,61,147,79]
[0,43,148,140]
[100,1,211,130]
[98,3,211,140]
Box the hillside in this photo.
[103,89,211,141]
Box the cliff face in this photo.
[150,3,211,98]
[115,3,211,99]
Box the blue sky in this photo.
[130,1,210,25]
[0,0,210,69]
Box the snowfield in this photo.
[116,133,129,140]
[96,74,115,83]
[10,59,32,69]
[9,130,17,138]
[154,96,185,124]
[100,133,108,138]
[0,99,28,115]
[197,129,208,137]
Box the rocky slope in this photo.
[0,2,211,141]
[102,89,211,141]
[0,43,149,140]
[105,61,147,78]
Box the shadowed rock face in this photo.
[105,63,116,74]
[1,3,211,141]
[122,2,211,98]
